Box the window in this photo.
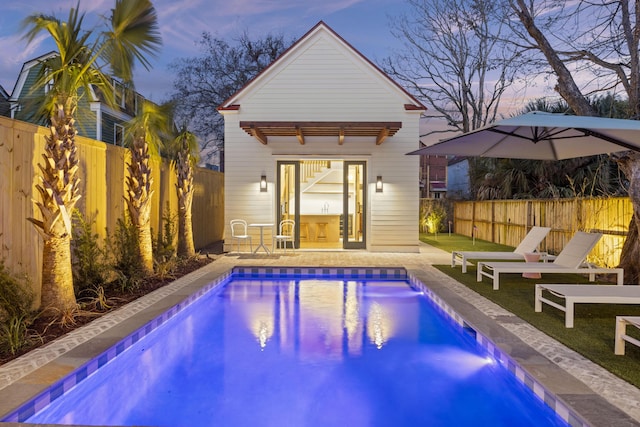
[43,67,54,94]
[114,124,125,146]
[113,80,125,108]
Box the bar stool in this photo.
[300,223,309,241]
[316,222,328,241]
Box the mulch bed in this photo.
[0,245,222,366]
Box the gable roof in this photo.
[218,21,426,111]
[218,21,427,145]
[9,51,59,100]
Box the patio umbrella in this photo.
[408,111,640,160]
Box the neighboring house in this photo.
[9,51,145,146]
[419,154,448,198]
[447,156,471,199]
[0,85,10,117]
[218,22,426,252]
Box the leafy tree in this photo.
[168,32,292,166]
[507,0,640,283]
[21,0,161,314]
[124,100,173,275]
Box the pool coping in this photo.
[0,257,637,426]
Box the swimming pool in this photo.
[3,267,577,426]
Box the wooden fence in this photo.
[0,116,224,297]
[449,198,632,267]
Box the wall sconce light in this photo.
[376,176,383,193]
[260,174,267,192]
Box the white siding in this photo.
[223,24,422,252]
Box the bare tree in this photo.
[168,32,292,167]
[508,0,640,283]
[382,0,520,138]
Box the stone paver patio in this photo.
[0,242,638,426]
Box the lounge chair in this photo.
[452,226,551,273]
[535,283,634,328]
[476,231,623,290]
[615,316,640,355]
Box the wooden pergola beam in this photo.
[238,121,402,145]
[376,126,390,145]
[295,126,305,145]
[250,125,268,145]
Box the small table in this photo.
[249,223,274,254]
[522,252,541,279]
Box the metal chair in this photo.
[273,219,295,253]
[230,219,253,253]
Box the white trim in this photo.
[9,51,58,102]
[90,102,102,140]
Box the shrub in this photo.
[105,217,143,292]
[71,211,109,296]
[0,262,36,355]
[153,204,179,279]
[420,201,448,234]
[154,204,177,264]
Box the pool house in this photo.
[218,21,426,253]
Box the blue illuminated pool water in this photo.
[19,274,569,426]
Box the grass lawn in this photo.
[420,233,640,388]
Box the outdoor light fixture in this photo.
[376,176,383,192]
[260,174,267,192]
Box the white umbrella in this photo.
[408,111,640,160]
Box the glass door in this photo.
[343,161,366,249]
[277,161,299,249]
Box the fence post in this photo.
[471,200,476,239]
[491,200,496,243]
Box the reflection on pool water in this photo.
[15,273,570,426]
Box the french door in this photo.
[343,161,366,249]
[277,161,299,249]
[277,160,366,249]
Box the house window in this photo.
[43,67,54,94]
[113,80,125,108]
[114,124,125,146]
[135,94,143,115]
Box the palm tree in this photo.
[171,127,200,258]
[471,96,626,200]
[22,0,161,314]
[125,100,172,275]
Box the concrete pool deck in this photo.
[0,242,638,426]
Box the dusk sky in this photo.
[0,0,414,103]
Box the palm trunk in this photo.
[178,191,195,257]
[126,135,154,276]
[41,235,76,312]
[137,204,154,274]
[28,103,80,312]
[176,150,195,257]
